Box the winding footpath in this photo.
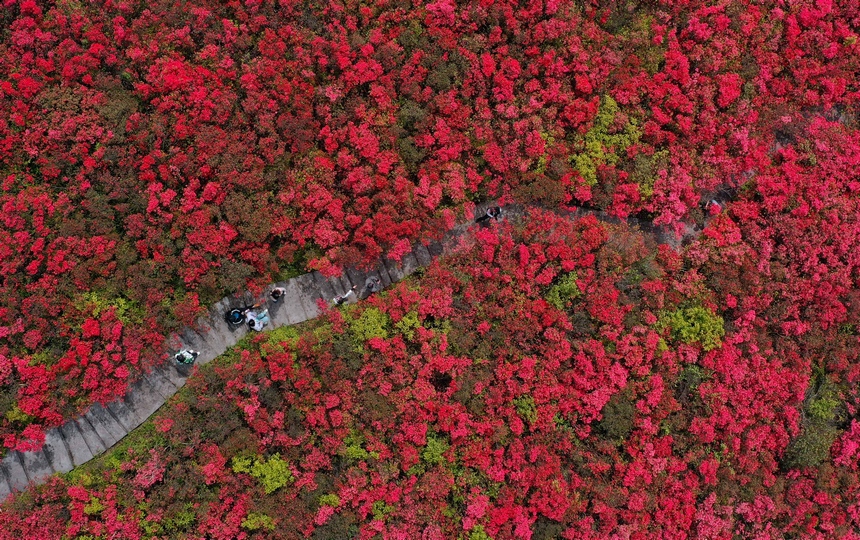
[0,203,713,502]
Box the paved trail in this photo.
[0,203,711,501]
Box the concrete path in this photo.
[0,202,715,502]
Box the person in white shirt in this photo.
[244,309,270,332]
[333,285,359,306]
[174,349,199,365]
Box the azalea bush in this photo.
[5,209,860,537]
[0,2,859,534]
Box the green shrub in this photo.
[514,395,538,425]
[631,148,669,199]
[807,385,840,422]
[75,290,145,325]
[545,271,580,310]
[5,406,32,424]
[83,496,104,516]
[263,325,300,357]
[657,306,725,351]
[310,511,359,540]
[349,307,390,349]
[232,453,294,494]
[599,391,635,441]
[422,434,450,465]
[785,377,846,470]
[242,512,276,531]
[397,100,428,131]
[319,494,341,508]
[372,500,395,521]
[675,365,709,396]
[162,504,197,534]
[467,525,494,540]
[340,431,379,462]
[394,310,422,341]
[570,96,641,186]
[784,422,841,470]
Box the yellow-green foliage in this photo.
[545,271,580,310]
[571,96,641,186]
[267,325,300,347]
[657,306,725,351]
[83,496,105,516]
[807,381,841,422]
[535,131,555,175]
[242,512,276,531]
[232,453,294,494]
[5,405,32,424]
[372,500,395,521]
[422,433,449,465]
[785,378,845,469]
[467,525,494,540]
[513,395,538,425]
[75,291,145,325]
[349,307,391,348]
[632,148,669,199]
[319,493,341,508]
[394,310,422,341]
[63,420,168,489]
[340,431,380,462]
[262,325,300,358]
[141,503,196,535]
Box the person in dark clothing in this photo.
[270,287,287,302]
[475,206,502,224]
[364,276,382,296]
[226,308,245,325]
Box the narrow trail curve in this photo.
[0,202,717,501]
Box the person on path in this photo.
[270,287,287,303]
[226,308,245,326]
[244,308,271,332]
[174,349,199,365]
[364,276,382,297]
[475,206,502,224]
[706,199,722,215]
[333,285,359,306]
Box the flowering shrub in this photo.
[6,208,859,537]
[0,0,859,535]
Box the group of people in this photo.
[222,287,288,331]
[177,206,506,365]
[332,276,381,305]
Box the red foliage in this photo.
[1,0,860,536]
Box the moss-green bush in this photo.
[340,431,380,462]
[422,433,450,465]
[807,385,840,422]
[657,306,725,351]
[75,290,145,325]
[570,96,642,186]
[599,391,635,441]
[242,512,276,531]
[785,377,845,470]
[545,271,580,310]
[318,494,341,508]
[349,307,390,349]
[372,499,395,521]
[394,310,422,341]
[467,525,494,540]
[784,422,841,470]
[232,453,294,494]
[514,395,538,425]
